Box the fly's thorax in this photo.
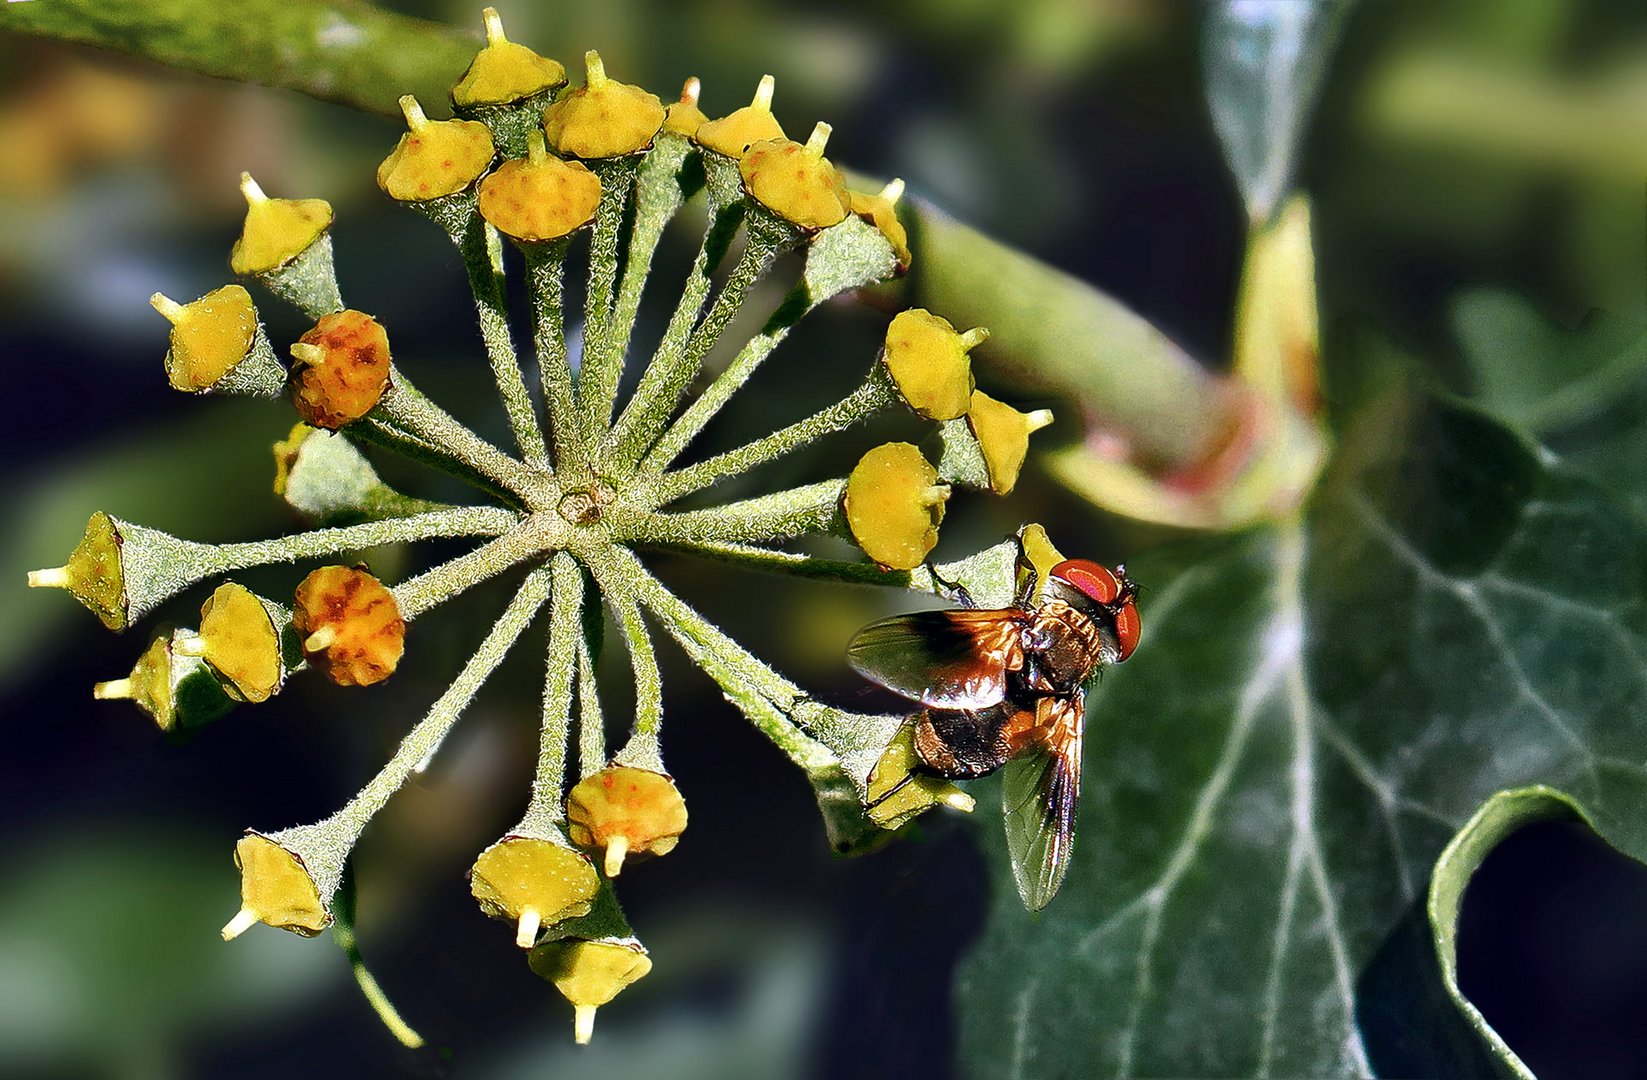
[1026,599,1108,691]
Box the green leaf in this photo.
[956,387,1647,1076]
[1426,785,1594,1079]
[1453,289,1647,514]
[0,0,475,118]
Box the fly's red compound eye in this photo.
[1113,599,1141,661]
[1050,559,1120,605]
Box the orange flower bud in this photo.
[288,310,392,430]
[292,566,405,686]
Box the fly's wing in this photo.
[847,610,1025,710]
[1002,696,1083,911]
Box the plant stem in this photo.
[373,377,549,505]
[450,213,550,470]
[630,536,911,588]
[640,218,887,473]
[524,243,584,472]
[521,553,583,831]
[390,516,560,619]
[603,134,698,424]
[211,506,518,573]
[351,419,525,511]
[327,568,552,841]
[577,158,638,434]
[616,480,845,547]
[604,209,782,473]
[576,634,605,778]
[595,545,836,772]
[584,556,663,769]
[645,375,894,504]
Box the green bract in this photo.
[25,8,1052,1049]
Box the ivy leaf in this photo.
[1426,785,1598,1079]
[955,387,1647,1076]
[1452,289,1647,514]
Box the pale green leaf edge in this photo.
[1427,784,1596,1080]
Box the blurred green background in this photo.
[1,1,1643,1076]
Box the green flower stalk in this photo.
[28,7,1057,1045]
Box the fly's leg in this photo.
[926,561,978,610]
[1012,533,1039,608]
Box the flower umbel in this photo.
[28,7,1055,1045]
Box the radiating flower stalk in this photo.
[28,8,1054,1046]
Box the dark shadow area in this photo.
[1457,819,1647,1080]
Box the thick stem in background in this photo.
[889,197,1233,474]
[449,213,550,470]
[0,0,478,118]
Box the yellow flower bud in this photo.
[26,511,126,630]
[93,630,236,734]
[477,132,602,243]
[694,74,784,158]
[542,51,665,159]
[451,7,567,109]
[376,95,495,203]
[662,77,707,137]
[470,835,601,948]
[881,309,985,422]
[229,173,333,276]
[182,582,283,703]
[966,391,1054,496]
[565,766,688,876]
[843,443,949,571]
[740,124,850,230]
[288,310,392,430]
[849,177,911,272]
[222,833,330,939]
[149,285,259,393]
[293,566,405,687]
[529,936,652,1044]
[866,717,975,830]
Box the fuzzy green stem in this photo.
[524,243,583,472]
[331,915,424,1049]
[641,217,891,473]
[645,375,895,505]
[372,378,549,506]
[328,568,552,841]
[389,516,560,619]
[577,159,638,433]
[603,134,698,423]
[605,213,784,473]
[616,480,845,547]
[213,507,517,573]
[631,536,911,588]
[584,558,663,769]
[595,546,835,772]
[351,419,525,511]
[450,214,550,470]
[521,553,583,832]
[575,635,606,778]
